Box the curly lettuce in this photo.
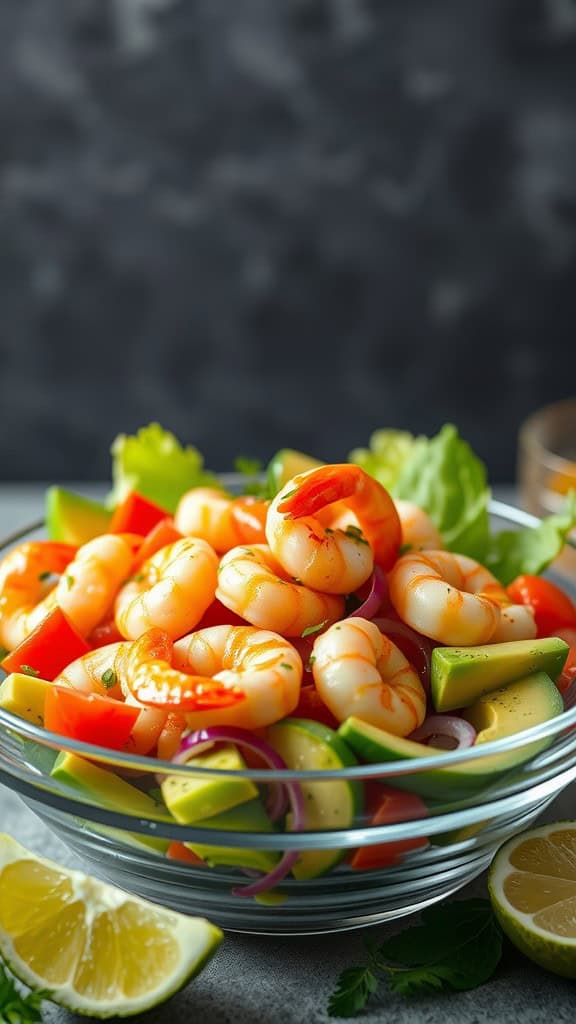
[108,423,220,513]
[349,430,426,492]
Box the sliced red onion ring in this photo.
[173,726,306,897]
[563,679,576,712]
[409,714,477,750]
[372,616,432,691]
[348,566,388,621]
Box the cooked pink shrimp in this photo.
[54,641,129,701]
[216,544,344,637]
[122,627,246,712]
[388,549,536,645]
[114,537,218,641]
[175,488,268,553]
[173,624,302,729]
[54,534,137,638]
[311,617,426,735]
[266,464,401,594]
[0,541,77,649]
[54,640,168,755]
[394,500,443,551]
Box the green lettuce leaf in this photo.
[108,423,220,513]
[349,430,425,491]
[393,423,491,562]
[485,491,576,585]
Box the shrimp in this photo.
[54,641,129,701]
[114,537,218,641]
[0,541,76,649]
[266,464,401,594]
[55,641,168,755]
[175,488,268,553]
[388,549,536,646]
[394,500,443,551]
[173,624,303,729]
[122,627,247,712]
[54,534,137,638]
[311,617,426,736]
[216,544,344,637]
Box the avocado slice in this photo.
[266,718,363,879]
[185,798,280,873]
[160,745,259,824]
[46,487,112,545]
[51,751,171,852]
[431,637,569,712]
[339,672,563,800]
[266,449,324,496]
[0,672,51,728]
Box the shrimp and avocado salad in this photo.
[1,422,576,897]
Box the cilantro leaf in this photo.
[233,456,271,498]
[0,961,48,1024]
[108,423,220,513]
[485,491,576,585]
[327,899,503,1017]
[328,966,378,1018]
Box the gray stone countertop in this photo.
[0,485,574,1023]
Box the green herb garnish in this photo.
[37,571,51,582]
[19,666,40,678]
[101,669,117,689]
[65,575,75,590]
[0,961,49,1024]
[280,663,293,671]
[301,621,328,638]
[328,899,503,1017]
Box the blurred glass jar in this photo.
[518,399,576,577]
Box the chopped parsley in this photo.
[65,574,75,590]
[20,665,40,677]
[101,669,117,689]
[37,571,52,582]
[301,620,328,638]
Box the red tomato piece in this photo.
[349,784,428,871]
[195,598,249,629]
[88,618,124,648]
[109,491,169,537]
[1,607,91,681]
[135,517,183,566]
[44,686,140,750]
[166,841,206,866]
[293,685,339,729]
[507,574,576,638]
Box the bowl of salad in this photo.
[0,424,575,935]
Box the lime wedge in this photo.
[488,820,576,979]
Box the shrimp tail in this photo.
[278,465,354,518]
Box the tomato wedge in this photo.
[109,491,169,537]
[349,784,428,870]
[554,626,576,695]
[292,685,339,729]
[135,517,183,566]
[507,574,576,638]
[166,841,206,866]
[44,686,140,750]
[1,607,91,681]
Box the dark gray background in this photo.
[1,0,576,483]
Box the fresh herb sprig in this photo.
[328,899,503,1017]
[0,961,48,1024]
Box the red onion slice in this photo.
[173,726,306,897]
[348,566,388,621]
[372,616,432,691]
[563,680,576,712]
[409,714,477,750]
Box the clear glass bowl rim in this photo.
[0,497,575,786]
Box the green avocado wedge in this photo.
[160,745,259,824]
[266,449,324,496]
[46,486,112,545]
[431,637,569,712]
[184,798,280,873]
[339,672,563,800]
[51,752,171,852]
[266,718,363,879]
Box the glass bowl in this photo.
[1,503,575,935]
